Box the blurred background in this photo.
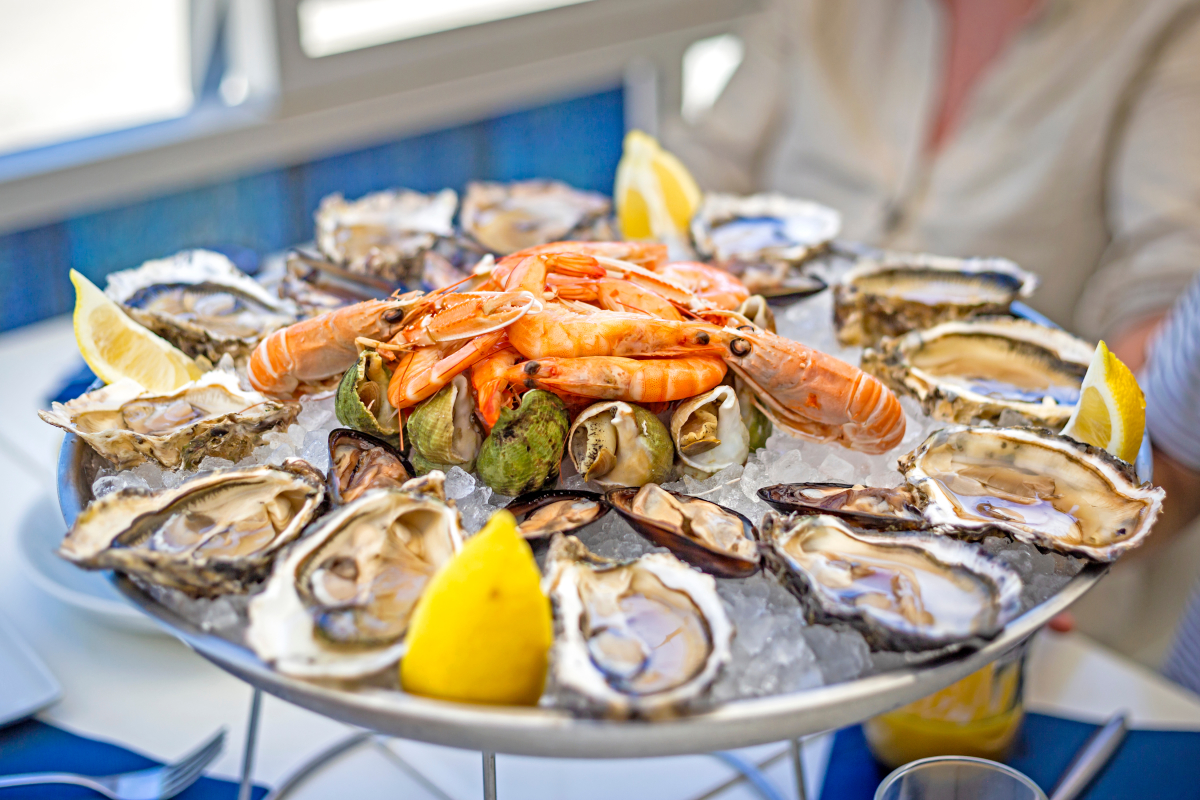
[0,0,752,332]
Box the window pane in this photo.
[681,34,744,123]
[298,0,596,58]
[0,0,192,156]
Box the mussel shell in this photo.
[757,482,925,530]
[604,487,760,578]
[504,489,609,542]
[327,428,412,504]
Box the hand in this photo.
[1049,612,1075,633]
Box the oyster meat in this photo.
[901,426,1164,561]
[328,428,411,504]
[606,484,760,578]
[567,401,673,488]
[862,317,1092,428]
[247,481,463,678]
[59,462,325,596]
[757,483,925,530]
[505,489,609,541]
[760,513,1022,650]
[670,386,750,477]
[691,193,841,296]
[543,535,732,718]
[104,250,298,362]
[834,252,1038,346]
[315,189,457,284]
[39,371,299,469]
[461,180,614,255]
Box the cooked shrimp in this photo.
[469,341,524,431]
[507,299,721,359]
[508,355,727,403]
[387,331,508,409]
[655,261,750,309]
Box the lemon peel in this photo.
[1061,340,1145,464]
[614,130,702,242]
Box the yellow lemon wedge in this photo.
[614,129,702,241]
[71,269,202,394]
[1060,340,1145,464]
[400,510,552,705]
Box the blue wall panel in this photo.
[0,86,624,333]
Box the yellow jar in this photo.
[864,645,1026,770]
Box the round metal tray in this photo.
[58,432,1105,759]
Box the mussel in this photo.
[757,483,925,530]
[605,484,760,578]
[327,428,411,504]
[504,489,609,542]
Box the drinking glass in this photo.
[875,756,1048,800]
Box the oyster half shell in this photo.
[247,481,463,678]
[900,426,1164,561]
[105,250,298,362]
[59,461,325,596]
[760,513,1022,651]
[834,252,1038,346]
[461,180,614,255]
[757,482,925,530]
[543,534,732,718]
[862,317,1092,429]
[39,371,299,469]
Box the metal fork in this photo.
[0,728,225,799]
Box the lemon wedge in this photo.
[614,129,702,241]
[1060,340,1145,464]
[400,510,552,705]
[71,269,202,393]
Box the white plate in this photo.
[0,612,61,726]
[16,492,163,635]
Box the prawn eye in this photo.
[384,307,407,323]
[696,331,710,345]
[730,338,752,357]
[524,361,541,375]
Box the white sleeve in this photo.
[1143,274,1200,471]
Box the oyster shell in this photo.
[670,386,750,477]
[900,426,1163,561]
[567,401,674,488]
[246,482,463,678]
[315,189,457,284]
[606,485,760,578]
[59,461,325,596]
[328,428,412,504]
[760,513,1022,650]
[691,192,840,296]
[39,371,299,469]
[543,534,732,718]
[862,317,1092,428]
[104,250,298,362]
[407,374,482,474]
[834,252,1038,346]
[757,483,925,530]
[335,347,400,443]
[476,390,570,496]
[505,489,609,541]
[460,180,614,255]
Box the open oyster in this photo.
[543,535,732,718]
[691,193,841,296]
[39,371,298,469]
[606,485,760,578]
[862,317,1092,428]
[505,489,609,542]
[834,253,1038,346]
[760,513,1022,650]
[460,180,614,255]
[328,428,411,504]
[567,401,673,488]
[247,482,463,678]
[757,483,925,530]
[59,462,325,596]
[315,189,457,284]
[900,426,1163,562]
[104,250,298,362]
[670,386,750,478]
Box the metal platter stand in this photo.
[57,428,1108,800]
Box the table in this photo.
[5,315,1200,799]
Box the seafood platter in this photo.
[49,176,1161,757]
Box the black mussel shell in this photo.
[604,487,760,578]
[505,489,608,545]
[760,272,828,304]
[327,428,412,504]
[757,482,925,530]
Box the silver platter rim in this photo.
[59,432,1103,759]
